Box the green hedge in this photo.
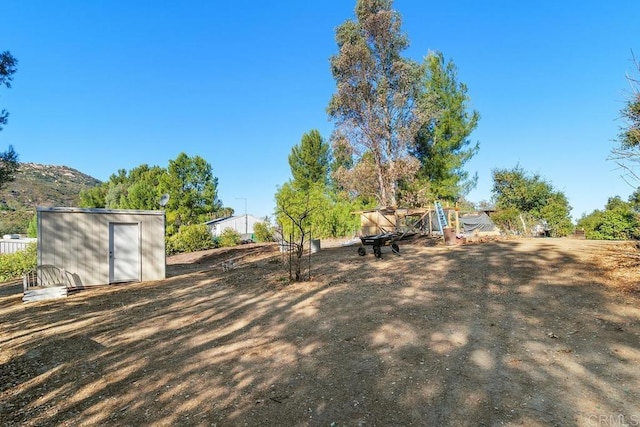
[253,222,275,242]
[218,228,241,247]
[0,243,37,282]
[166,224,215,255]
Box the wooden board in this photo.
[22,286,68,303]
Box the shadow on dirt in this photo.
[0,238,638,426]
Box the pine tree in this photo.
[288,129,330,191]
[0,51,19,190]
[412,51,479,202]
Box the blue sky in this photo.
[1,1,639,221]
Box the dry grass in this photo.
[1,237,639,426]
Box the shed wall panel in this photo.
[38,208,165,287]
[140,214,166,281]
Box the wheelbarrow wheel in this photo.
[391,243,400,254]
[357,247,366,256]
[373,246,382,258]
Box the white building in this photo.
[0,235,37,254]
[205,214,263,241]
[37,207,166,287]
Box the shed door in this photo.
[109,223,141,283]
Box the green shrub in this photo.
[218,228,241,247]
[253,222,275,242]
[0,243,37,282]
[580,209,640,240]
[0,210,32,235]
[491,207,525,235]
[314,201,361,238]
[577,196,640,240]
[166,224,215,255]
[27,213,38,237]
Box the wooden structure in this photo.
[356,206,461,237]
[36,207,166,291]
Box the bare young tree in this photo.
[275,183,324,281]
[610,51,640,186]
[0,145,19,190]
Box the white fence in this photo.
[0,238,37,254]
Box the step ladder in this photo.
[434,201,448,233]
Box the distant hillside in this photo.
[0,163,101,234]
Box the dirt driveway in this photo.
[1,237,639,426]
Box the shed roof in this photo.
[37,207,165,216]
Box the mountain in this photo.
[0,162,101,234]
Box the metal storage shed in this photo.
[37,207,166,287]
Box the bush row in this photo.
[0,243,37,282]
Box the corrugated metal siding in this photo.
[209,215,263,237]
[0,238,36,254]
[38,208,165,287]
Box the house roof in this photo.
[204,214,262,226]
[204,215,233,225]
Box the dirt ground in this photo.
[1,236,639,426]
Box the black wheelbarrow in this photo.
[357,232,400,258]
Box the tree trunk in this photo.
[387,160,397,207]
[372,149,389,207]
[294,244,304,281]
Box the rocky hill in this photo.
[0,163,101,234]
